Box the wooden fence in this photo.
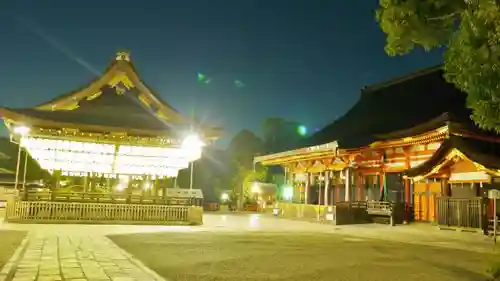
[20,190,203,206]
[436,197,483,230]
[5,200,203,225]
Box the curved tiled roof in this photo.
[3,86,180,132]
[307,67,471,149]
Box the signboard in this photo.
[489,189,500,199]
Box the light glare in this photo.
[181,134,204,161]
[116,183,124,191]
[13,126,30,136]
[251,183,261,194]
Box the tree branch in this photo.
[426,12,460,22]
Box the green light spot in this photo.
[297,125,307,136]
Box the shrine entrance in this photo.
[413,181,442,222]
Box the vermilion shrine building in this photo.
[255,67,498,230]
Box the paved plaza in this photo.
[0,212,498,280]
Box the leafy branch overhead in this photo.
[377,0,500,132]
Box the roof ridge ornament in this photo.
[116,51,131,62]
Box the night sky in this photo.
[0,0,443,146]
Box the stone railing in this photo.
[275,202,369,225]
[276,202,327,220]
[5,199,203,225]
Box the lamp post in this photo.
[22,151,28,190]
[189,162,194,190]
[12,126,31,191]
[14,142,22,191]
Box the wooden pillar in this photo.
[53,170,61,189]
[442,176,450,196]
[379,150,386,201]
[153,177,160,196]
[335,183,340,202]
[304,172,310,204]
[356,171,362,201]
[324,171,329,206]
[379,172,385,201]
[404,147,411,222]
[162,179,167,198]
[344,168,350,202]
[83,173,89,192]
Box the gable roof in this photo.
[0,52,222,139]
[307,66,472,149]
[405,135,500,179]
[2,86,175,132]
[36,52,184,120]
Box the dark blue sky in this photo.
[0,0,442,145]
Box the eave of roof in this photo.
[0,107,175,137]
[254,141,338,165]
[405,136,500,180]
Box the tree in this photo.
[226,130,266,205]
[227,129,264,168]
[232,162,267,203]
[262,118,304,154]
[177,146,227,202]
[377,0,500,131]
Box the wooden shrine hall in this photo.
[0,52,222,225]
[255,66,499,232]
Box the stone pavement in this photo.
[0,212,497,280]
[2,236,163,281]
[0,224,165,281]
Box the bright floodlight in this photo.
[13,126,30,136]
[116,183,124,191]
[182,134,204,150]
[283,185,294,201]
[182,134,204,161]
[251,183,261,194]
[221,193,229,201]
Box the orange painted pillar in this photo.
[356,172,362,201]
[404,178,411,222]
[403,147,411,223]
[379,172,385,200]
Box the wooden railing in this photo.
[5,200,203,225]
[20,190,203,206]
[436,197,483,230]
[366,201,406,225]
[337,201,367,210]
[366,201,392,216]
